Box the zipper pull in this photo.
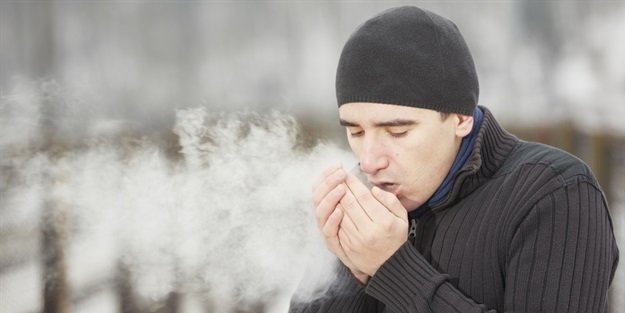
[408,219,417,241]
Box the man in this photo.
[290,5,619,313]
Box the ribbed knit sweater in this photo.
[290,107,619,313]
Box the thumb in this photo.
[371,186,407,219]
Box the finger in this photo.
[323,208,353,264]
[311,163,342,193]
[337,203,363,258]
[339,183,374,226]
[312,167,347,207]
[321,205,343,237]
[343,171,389,222]
[371,186,407,219]
[334,228,357,270]
[316,184,346,228]
[339,203,360,234]
[338,227,354,254]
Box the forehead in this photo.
[339,102,435,122]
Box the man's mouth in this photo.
[374,182,400,195]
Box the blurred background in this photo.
[0,1,623,313]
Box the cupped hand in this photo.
[312,164,368,281]
[337,171,409,277]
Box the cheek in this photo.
[404,131,453,166]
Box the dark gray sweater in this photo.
[290,107,619,313]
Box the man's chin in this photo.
[399,198,423,212]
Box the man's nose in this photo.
[359,136,389,174]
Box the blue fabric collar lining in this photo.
[409,107,484,219]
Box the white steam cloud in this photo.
[0,82,354,312]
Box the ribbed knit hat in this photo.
[336,6,479,115]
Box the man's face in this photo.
[339,102,471,211]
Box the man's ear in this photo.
[455,114,474,138]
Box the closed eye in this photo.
[344,126,364,137]
[389,130,408,138]
[349,130,364,137]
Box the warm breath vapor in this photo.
[0,81,353,312]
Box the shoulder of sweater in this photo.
[495,139,598,188]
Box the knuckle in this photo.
[322,233,333,242]
[322,227,336,240]
[342,194,358,207]
[380,219,394,232]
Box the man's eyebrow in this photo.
[339,118,417,127]
[373,119,417,127]
[339,119,359,127]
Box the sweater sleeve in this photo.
[289,262,382,313]
[365,181,618,313]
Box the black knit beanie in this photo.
[336,6,479,115]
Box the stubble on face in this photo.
[339,102,463,211]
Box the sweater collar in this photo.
[414,106,519,217]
